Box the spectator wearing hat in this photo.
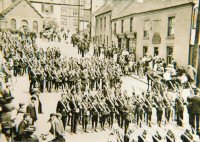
[56,93,70,130]
[187,89,200,134]
[31,88,43,114]
[48,113,65,142]
[26,96,38,125]
[55,113,65,136]
[15,103,25,133]
[187,65,197,87]
[2,83,12,99]
[1,96,16,142]
[16,113,31,141]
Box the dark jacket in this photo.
[56,100,69,116]
[26,104,37,122]
[18,120,28,135]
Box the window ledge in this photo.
[143,37,149,40]
[166,36,175,39]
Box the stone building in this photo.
[30,0,62,31]
[94,0,131,47]
[95,0,198,67]
[0,0,43,32]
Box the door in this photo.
[118,38,122,49]
[154,47,159,56]
[126,38,130,51]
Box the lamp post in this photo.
[193,2,200,87]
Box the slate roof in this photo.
[94,3,112,16]
[112,0,195,20]
[0,0,43,18]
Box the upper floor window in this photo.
[114,23,116,34]
[104,17,106,30]
[61,7,67,15]
[168,17,175,37]
[144,20,150,38]
[130,18,133,32]
[73,9,78,16]
[41,4,54,14]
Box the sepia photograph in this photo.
[0,0,200,141]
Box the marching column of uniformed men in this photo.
[1,29,200,142]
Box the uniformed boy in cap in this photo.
[26,96,38,125]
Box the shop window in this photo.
[154,47,159,56]
[168,17,175,37]
[143,46,148,57]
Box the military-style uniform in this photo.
[175,96,184,126]
[156,103,163,127]
[69,97,79,133]
[56,99,70,130]
[91,102,99,131]
[81,100,90,132]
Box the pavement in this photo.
[3,39,199,142]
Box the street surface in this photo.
[7,39,197,142]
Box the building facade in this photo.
[30,0,87,33]
[95,4,112,47]
[0,0,43,32]
[60,0,84,33]
[95,0,198,67]
[95,0,134,47]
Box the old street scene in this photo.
[0,0,200,142]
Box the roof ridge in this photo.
[0,0,43,18]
